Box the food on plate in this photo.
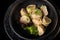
[37,25,45,36]
[20,8,27,16]
[24,25,38,36]
[40,5,48,16]
[19,4,51,36]
[42,16,51,26]
[20,16,30,24]
[26,5,36,14]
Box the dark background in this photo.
[0,0,60,40]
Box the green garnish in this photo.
[24,25,38,36]
[35,8,42,15]
[26,13,30,17]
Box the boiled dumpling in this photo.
[42,16,51,26]
[26,5,36,14]
[20,8,27,16]
[40,5,48,16]
[31,14,42,19]
[32,19,42,26]
[20,16,30,24]
[37,25,45,36]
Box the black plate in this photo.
[4,0,59,40]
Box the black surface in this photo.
[0,0,60,40]
[0,0,15,40]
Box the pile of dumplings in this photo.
[20,4,51,36]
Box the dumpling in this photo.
[20,16,30,24]
[31,14,42,19]
[32,19,42,26]
[26,5,36,14]
[42,16,51,26]
[40,5,48,16]
[20,8,27,16]
[37,25,45,36]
